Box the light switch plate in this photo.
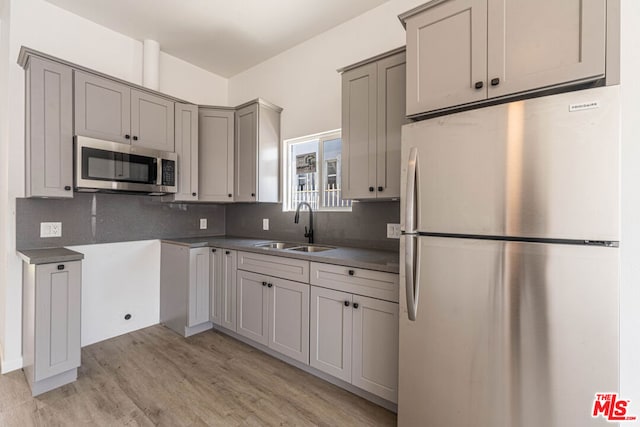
[199,218,207,229]
[387,223,401,239]
[263,218,269,231]
[40,222,62,238]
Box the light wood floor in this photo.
[0,325,397,426]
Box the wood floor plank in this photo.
[0,325,396,426]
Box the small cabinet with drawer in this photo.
[310,263,399,403]
[236,252,310,364]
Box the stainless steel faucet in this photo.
[294,202,314,244]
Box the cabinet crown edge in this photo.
[337,46,406,74]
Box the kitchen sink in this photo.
[255,242,300,250]
[288,245,335,253]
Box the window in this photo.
[284,130,352,212]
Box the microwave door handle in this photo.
[155,158,161,185]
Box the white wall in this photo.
[0,0,228,372]
[619,0,640,409]
[68,241,160,347]
[227,0,424,140]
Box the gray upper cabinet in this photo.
[74,70,131,144]
[75,71,175,150]
[235,100,282,203]
[25,56,74,198]
[199,108,235,202]
[401,0,607,116]
[131,89,175,152]
[340,49,407,200]
[170,103,199,201]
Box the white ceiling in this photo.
[45,0,389,77]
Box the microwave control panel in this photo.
[162,159,176,186]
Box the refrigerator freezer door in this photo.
[398,236,619,427]
[400,86,620,241]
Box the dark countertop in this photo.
[161,236,400,274]
[18,248,85,265]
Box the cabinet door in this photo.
[310,286,352,382]
[236,270,268,346]
[487,0,606,98]
[188,247,210,327]
[130,89,175,152]
[221,249,237,332]
[26,57,73,198]
[34,261,81,382]
[268,278,309,364]
[405,0,487,115]
[210,248,223,325]
[235,104,258,202]
[199,108,235,202]
[173,103,198,201]
[352,296,399,403]
[74,71,131,143]
[341,62,377,200]
[376,52,408,199]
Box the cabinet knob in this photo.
[57,264,65,270]
[225,250,230,255]
[267,283,273,288]
[348,269,355,276]
[251,193,256,197]
[228,194,232,198]
[133,136,139,141]
[262,281,267,287]
[369,187,375,192]
[377,186,383,192]
[344,301,350,307]
[125,134,131,139]
[491,78,500,86]
[192,192,197,197]
[211,249,216,253]
[474,81,484,89]
[64,186,71,191]
[353,302,359,309]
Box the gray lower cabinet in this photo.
[236,269,310,364]
[160,244,212,337]
[199,108,235,202]
[235,100,282,203]
[340,49,407,200]
[210,247,237,332]
[25,56,74,198]
[22,260,81,396]
[74,71,175,151]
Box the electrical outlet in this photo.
[199,218,207,229]
[387,223,401,239]
[263,218,269,231]
[40,222,62,238]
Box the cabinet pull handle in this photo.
[133,136,139,141]
[251,193,256,197]
[474,81,484,89]
[491,78,500,86]
[368,187,375,192]
[125,134,131,139]
[344,301,350,307]
[228,194,232,198]
[348,269,355,276]
[262,281,267,287]
[353,302,359,309]
[377,186,383,192]
[225,250,230,255]
[268,283,273,288]
[211,249,216,253]
[57,264,65,270]
[192,192,197,197]
[64,186,71,191]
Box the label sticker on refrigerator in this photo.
[569,101,600,112]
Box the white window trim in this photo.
[282,129,352,212]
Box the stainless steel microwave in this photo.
[74,136,177,194]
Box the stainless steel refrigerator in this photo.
[399,86,620,427]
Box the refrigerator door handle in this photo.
[405,147,418,232]
[405,235,420,321]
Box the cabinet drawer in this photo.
[310,263,398,303]
[237,251,309,283]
